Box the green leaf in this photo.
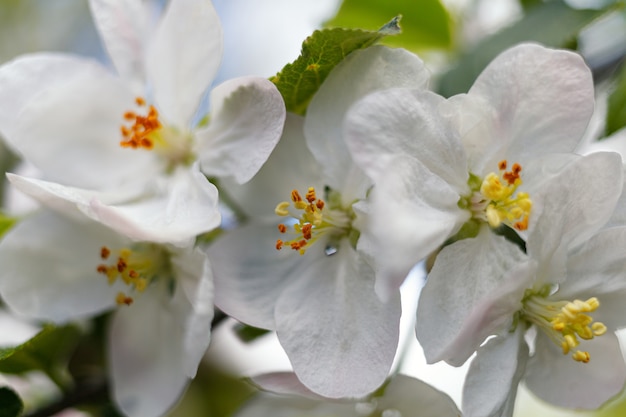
[0,387,23,417]
[325,0,453,51]
[233,323,270,343]
[0,214,17,239]
[271,17,400,115]
[606,62,626,136]
[438,1,608,97]
[0,324,82,389]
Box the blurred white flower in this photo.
[0,0,285,244]
[0,209,214,417]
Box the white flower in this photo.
[0,209,214,417]
[234,372,460,417]
[209,46,429,398]
[0,0,285,244]
[344,43,595,299]
[416,152,626,416]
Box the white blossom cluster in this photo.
[0,1,625,417]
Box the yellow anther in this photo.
[572,351,590,363]
[275,201,290,216]
[523,292,607,364]
[478,161,532,231]
[116,292,133,306]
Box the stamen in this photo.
[478,160,532,231]
[273,187,353,255]
[119,97,162,150]
[522,293,607,363]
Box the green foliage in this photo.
[233,323,270,343]
[606,62,626,136]
[438,1,608,97]
[0,325,82,389]
[0,214,17,239]
[271,17,400,115]
[0,387,23,417]
[325,0,452,51]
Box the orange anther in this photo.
[498,160,507,170]
[316,200,325,210]
[97,264,108,274]
[100,246,111,260]
[302,223,312,240]
[291,190,302,202]
[278,224,287,233]
[135,97,146,106]
[276,239,284,250]
[305,187,316,203]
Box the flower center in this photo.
[119,97,196,172]
[274,186,355,255]
[462,160,532,231]
[96,243,172,306]
[520,288,607,363]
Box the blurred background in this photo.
[1,0,626,416]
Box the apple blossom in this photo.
[209,46,429,399]
[0,209,214,417]
[0,0,285,244]
[344,43,595,299]
[416,152,626,416]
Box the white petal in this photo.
[109,284,192,417]
[0,210,126,322]
[170,246,214,377]
[88,0,152,87]
[367,154,469,301]
[86,166,221,244]
[7,174,140,223]
[345,89,469,193]
[275,243,402,398]
[197,77,285,183]
[525,331,626,409]
[218,113,323,222]
[416,227,534,366]
[0,53,108,142]
[463,327,528,417]
[469,43,594,160]
[10,69,158,190]
[305,45,429,192]
[147,0,222,126]
[377,374,461,417]
[208,224,302,330]
[527,152,623,285]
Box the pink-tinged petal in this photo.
[251,372,327,400]
[0,210,126,322]
[86,166,220,245]
[88,0,153,88]
[525,331,626,409]
[275,243,402,398]
[305,45,430,193]
[147,0,222,126]
[218,113,323,222]
[345,89,469,193]
[208,223,302,330]
[197,77,285,183]
[10,70,158,190]
[469,43,594,160]
[0,53,108,142]
[527,152,623,285]
[463,327,528,417]
[416,227,534,366]
[109,283,192,417]
[170,246,214,377]
[365,153,469,301]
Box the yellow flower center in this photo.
[274,186,355,255]
[464,160,532,231]
[119,97,196,172]
[521,290,607,363]
[96,244,172,306]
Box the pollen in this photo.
[274,186,353,255]
[119,97,162,150]
[522,293,607,363]
[479,160,532,231]
[96,244,169,306]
